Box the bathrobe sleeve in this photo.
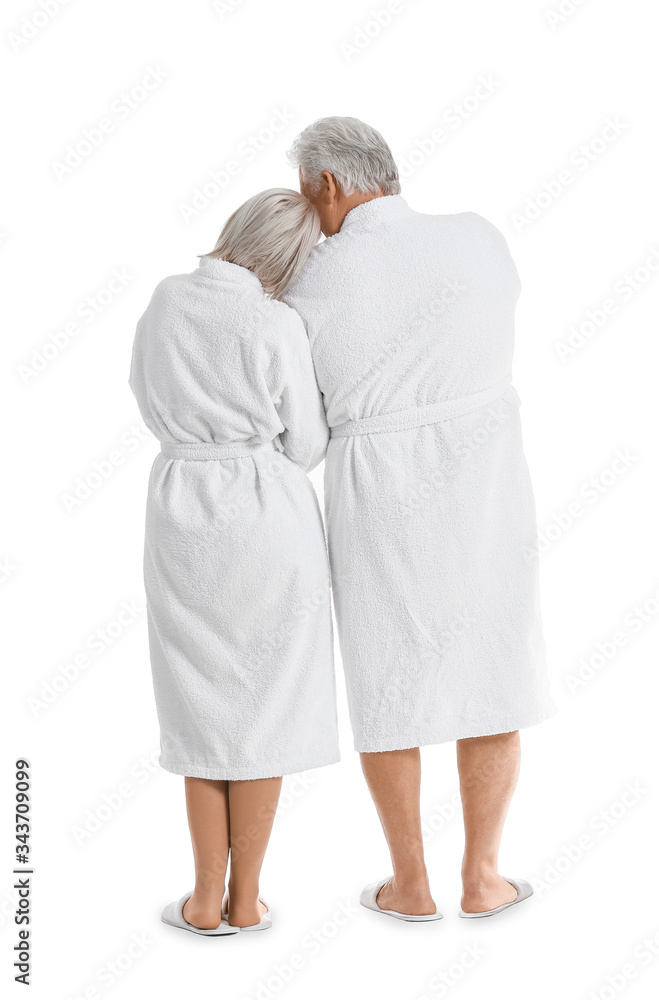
[469,212,522,297]
[267,305,329,472]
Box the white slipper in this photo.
[222,896,272,932]
[161,892,238,936]
[360,878,443,922]
[458,877,534,918]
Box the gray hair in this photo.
[288,116,400,197]
[202,188,321,299]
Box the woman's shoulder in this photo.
[146,271,195,309]
[258,296,308,346]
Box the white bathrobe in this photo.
[285,195,556,752]
[129,257,339,779]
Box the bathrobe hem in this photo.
[353,703,558,753]
[158,752,341,781]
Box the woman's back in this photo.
[129,255,338,781]
[130,257,324,463]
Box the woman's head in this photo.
[203,188,321,299]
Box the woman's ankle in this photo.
[225,886,264,927]
[191,877,227,908]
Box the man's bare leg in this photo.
[457,731,521,913]
[360,748,436,914]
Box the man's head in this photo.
[287,116,400,236]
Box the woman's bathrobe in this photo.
[129,257,339,779]
[285,195,556,753]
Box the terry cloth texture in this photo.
[129,258,340,778]
[285,196,557,752]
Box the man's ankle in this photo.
[391,868,430,890]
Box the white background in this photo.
[2,0,658,998]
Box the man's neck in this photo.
[337,190,384,230]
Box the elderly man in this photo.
[285,117,555,920]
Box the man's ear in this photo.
[320,171,337,204]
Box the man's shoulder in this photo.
[284,237,347,309]
[304,231,356,275]
[457,211,507,242]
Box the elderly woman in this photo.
[129,189,339,935]
[284,117,556,921]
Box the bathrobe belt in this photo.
[329,376,517,438]
[160,440,278,461]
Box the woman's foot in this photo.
[376,875,437,915]
[182,892,225,929]
[225,892,268,927]
[460,873,518,914]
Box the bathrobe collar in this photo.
[196,256,264,291]
[339,194,412,232]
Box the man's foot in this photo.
[182,892,225,929]
[460,874,518,914]
[376,876,437,915]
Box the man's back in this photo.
[285,195,522,428]
[285,193,554,755]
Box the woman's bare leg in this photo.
[226,776,282,927]
[360,748,436,914]
[182,777,230,928]
[457,731,521,913]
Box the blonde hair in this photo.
[202,188,321,299]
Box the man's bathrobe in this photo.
[129,257,339,779]
[285,195,556,752]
